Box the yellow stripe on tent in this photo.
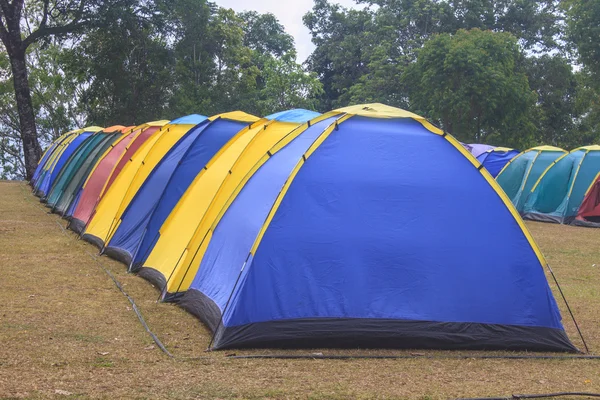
[566,149,590,199]
[334,103,444,134]
[530,151,571,193]
[496,146,567,178]
[83,121,169,243]
[170,114,351,294]
[144,118,308,294]
[242,111,548,274]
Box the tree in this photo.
[405,29,536,148]
[0,42,80,179]
[0,0,124,179]
[256,53,323,114]
[525,55,579,147]
[565,0,600,80]
[62,2,173,126]
[303,0,374,110]
[304,0,565,110]
[239,11,294,57]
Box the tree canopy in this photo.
[0,0,599,178]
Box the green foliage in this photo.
[256,53,323,114]
[62,1,174,126]
[406,29,536,147]
[525,55,579,148]
[304,0,564,111]
[2,0,600,179]
[0,43,80,179]
[565,0,600,80]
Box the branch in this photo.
[22,0,87,49]
[23,20,85,49]
[39,0,49,30]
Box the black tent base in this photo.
[522,212,566,224]
[137,267,168,291]
[81,233,105,250]
[68,218,86,235]
[174,289,579,353]
[570,218,600,228]
[212,318,578,353]
[103,246,133,266]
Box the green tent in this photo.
[523,145,600,224]
[45,131,115,208]
[52,132,122,216]
[496,146,566,212]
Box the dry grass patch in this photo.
[1,181,600,399]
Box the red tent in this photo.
[103,123,164,192]
[69,123,161,234]
[574,173,600,227]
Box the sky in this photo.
[216,0,360,63]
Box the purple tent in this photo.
[466,143,496,158]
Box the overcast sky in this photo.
[216,0,360,63]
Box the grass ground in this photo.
[1,180,600,399]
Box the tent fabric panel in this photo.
[477,149,520,177]
[37,131,93,197]
[496,151,536,206]
[112,122,206,237]
[467,143,495,158]
[139,119,312,290]
[265,109,320,123]
[159,117,331,295]
[71,128,139,227]
[84,119,204,247]
[128,119,249,267]
[517,151,567,211]
[523,151,583,218]
[170,114,206,125]
[575,173,600,225]
[46,133,106,205]
[136,123,264,276]
[223,117,563,334]
[566,151,600,218]
[104,125,161,192]
[82,128,167,247]
[106,120,212,261]
[54,133,120,216]
[62,132,125,217]
[182,116,339,314]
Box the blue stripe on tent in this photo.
[265,109,321,123]
[477,150,520,177]
[33,142,60,183]
[216,116,563,330]
[131,119,249,265]
[169,114,206,125]
[186,116,340,314]
[37,131,94,196]
[107,118,244,265]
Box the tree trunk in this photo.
[9,49,42,181]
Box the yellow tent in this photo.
[131,110,324,293]
[82,112,258,249]
[81,119,174,247]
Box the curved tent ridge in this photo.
[265,109,321,122]
[170,114,207,125]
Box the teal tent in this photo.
[523,146,600,224]
[496,146,567,212]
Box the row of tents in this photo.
[497,146,600,226]
[460,144,600,226]
[31,104,579,352]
